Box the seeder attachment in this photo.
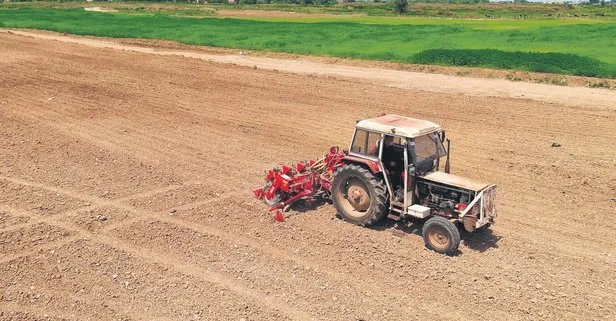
[253,147,345,221]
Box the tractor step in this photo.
[388,201,405,221]
[387,213,401,221]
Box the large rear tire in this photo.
[422,216,460,255]
[331,164,388,227]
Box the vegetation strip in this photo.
[1,8,614,78]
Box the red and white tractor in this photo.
[254,114,496,255]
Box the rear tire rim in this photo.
[428,227,451,251]
[336,178,371,218]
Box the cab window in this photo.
[351,130,380,157]
[414,132,446,162]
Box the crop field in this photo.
[0,6,615,77]
[1,28,616,321]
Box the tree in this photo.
[394,0,408,15]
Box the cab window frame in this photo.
[350,129,381,159]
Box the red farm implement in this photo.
[253,147,346,221]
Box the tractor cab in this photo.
[348,114,449,207]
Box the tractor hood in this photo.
[421,171,489,192]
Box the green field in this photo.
[1,7,615,78]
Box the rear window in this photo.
[351,130,380,157]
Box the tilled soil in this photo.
[0,32,615,321]
[4,30,616,110]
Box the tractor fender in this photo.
[342,155,382,174]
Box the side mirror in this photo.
[408,165,416,175]
[330,146,340,154]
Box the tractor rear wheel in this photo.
[331,164,388,227]
[422,216,460,255]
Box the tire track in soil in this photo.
[0,176,454,320]
[0,117,186,200]
[0,302,79,321]
[1,239,291,321]
[112,219,418,321]
[0,235,83,266]
[0,186,312,321]
[0,282,135,321]
[0,174,448,319]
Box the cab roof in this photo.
[355,114,441,138]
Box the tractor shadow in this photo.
[283,197,332,215]
[373,219,501,255]
[372,218,422,236]
[284,199,502,254]
[459,227,502,253]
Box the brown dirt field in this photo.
[0,31,615,321]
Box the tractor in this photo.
[254,114,496,255]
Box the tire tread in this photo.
[331,164,388,227]
[422,216,461,255]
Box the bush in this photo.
[588,80,612,88]
[412,49,616,78]
[302,0,332,4]
[394,0,408,14]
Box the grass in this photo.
[0,7,615,78]
[413,49,614,77]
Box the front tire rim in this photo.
[428,227,451,251]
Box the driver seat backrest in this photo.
[369,138,381,157]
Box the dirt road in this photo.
[3,29,615,110]
[0,31,615,321]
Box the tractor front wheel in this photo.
[422,216,461,255]
[331,164,388,227]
